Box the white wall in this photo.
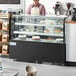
[0,0,76,14]
[0,0,25,13]
[25,0,76,14]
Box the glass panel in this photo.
[11,15,65,44]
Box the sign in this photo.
[0,0,20,4]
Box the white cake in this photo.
[40,20,45,24]
[32,36,40,40]
[18,35,26,39]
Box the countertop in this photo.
[66,21,76,23]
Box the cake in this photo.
[44,29,50,33]
[32,36,40,40]
[40,20,45,24]
[54,29,62,33]
[18,34,26,39]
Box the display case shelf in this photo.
[13,31,63,37]
[13,14,67,19]
[0,13,10,19]
[15,22,63,28]
[0,29,9,31]
[0,53,9,55]
[0,41,9,43]
[13,37,63,44]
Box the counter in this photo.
[66,21,76,23]
[65,21,76,65]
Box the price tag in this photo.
[9,42,16,46]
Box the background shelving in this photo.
[0,13,10,55]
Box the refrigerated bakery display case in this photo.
[9,14,66,64]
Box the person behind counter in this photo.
[26,0,46,16]
[26,0,46,39]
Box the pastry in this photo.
[18,34,26,39]
[54,29,61,33]
[40,20,45,24]
[45,37,53,40]
[2,33,9,42]
[2,22,9,30]
[32,36,40,40]
[2,44,8,54]
[44,30,50,33]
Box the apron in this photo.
[31,7,40,16]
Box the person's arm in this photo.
[26,5,32,14]
[40,4,46,15]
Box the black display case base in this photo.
[9,40,66,64]
[65,62,76,66]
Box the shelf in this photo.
[13,14,67,19]
[0,41,9,43]
[0,53,9,56]
[13,31,63,37]
[0,13,10,57]
[15,22,63,28]
[15,22,46,26]
[0,13,10,19]
[13,37,63,44]
[0,29,9,31]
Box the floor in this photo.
[1,57,76,76]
